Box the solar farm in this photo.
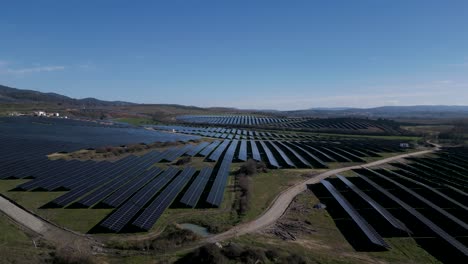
[311,147,468,261]
[1,114,466,263]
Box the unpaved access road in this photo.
[0,195,99,249]
[0,147,436,247]
[206,147,437,243]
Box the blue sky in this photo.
[1,0,467,110]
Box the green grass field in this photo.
[229,190,440,264]
[113,117,157,126]
[0,214,50,263]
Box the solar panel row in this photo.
[206,140,239,207]
[132,167,197,231]
[101,167,163,208]
[357,174,468,257]
[73,151,163,207]
[179,167,213,208]
[320,179,390,249]
[99,167,180,232]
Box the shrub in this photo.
[176,244,228,264]
[175,156,191,165]
[51,247,95,264]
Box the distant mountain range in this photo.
[2,84,468,119]
[0,84,134,106]
[287,105,468,119]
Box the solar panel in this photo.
[179,167,213,207]
[98,167,180,232]
[258,141,280,168]
[276,141,311,168]
[199,141,221,157]
[380,168,468,211]
[320,179,390,248]
[206,140,238,207]
[358,174,468,256]
[336,174,411,233]
[267,141,296,167]
[237,140,248,161]
[131,167,197,231]
[207,139,230,162]
[162,145,193,162]
[101,167,163,208]
[287,142,327,168]
[360,169,468,230]
[186,142,210,156]
[249,140,261,161]
[73,152,163,207]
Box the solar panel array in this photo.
[320,179,390,248]
[99,167,181,232]
[179,167,213,208]
[313,148,468,259]
[132,167,197,231]
[174,115,403,134]
[206,140,239,207]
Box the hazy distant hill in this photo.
[287,105,468,119]
[0,84,134,106]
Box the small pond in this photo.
[179,223,212,237]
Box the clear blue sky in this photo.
[1,0,467,110]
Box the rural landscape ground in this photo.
[0,84,467,264]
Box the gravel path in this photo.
[0,147,437,247]
[0,195,98,249]
[206,148,437,243]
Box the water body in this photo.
[179,223,212,237]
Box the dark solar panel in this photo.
[249,140,261,161]
[258,141,280,168]
[206,140,238,207]
[336,174,411,233]
[237,140,248,161]
[98,167,180,232]
[179,167,213,207]
[320,179,390,249]
[101,167,163,208]
[358,174,468,256]
[131,167,197,231]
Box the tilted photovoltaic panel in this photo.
[131,167,197,231]
[179,167,213,208]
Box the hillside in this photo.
[0,84,134,106]
[287,105,468,119]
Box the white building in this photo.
[34,111,46,117]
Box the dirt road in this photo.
[0,147,436,247]
[206,148,437,243]
[0,195,98,249]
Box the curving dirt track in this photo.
[0,195,99,249]
[0,147,437,248]
[206,147,437,243]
